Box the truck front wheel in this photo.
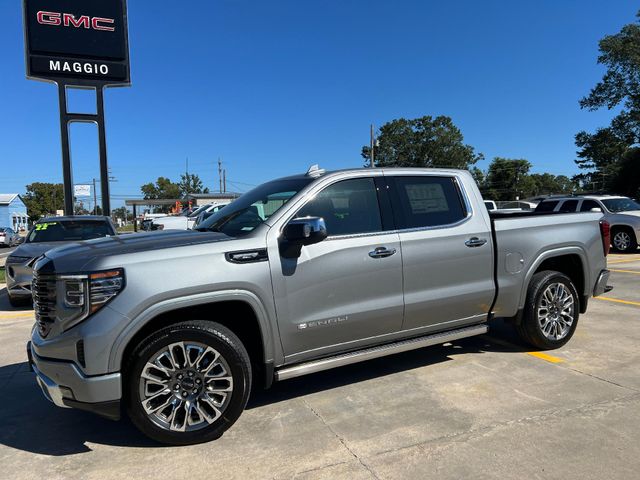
[125,320,252,445]
[517,271,579,350]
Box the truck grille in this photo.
[32,273,56,338]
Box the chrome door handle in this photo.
[369,247,397,259]
[465,237,487,248]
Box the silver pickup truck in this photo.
[27,167,612,445]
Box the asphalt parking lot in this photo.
[1,253,639,480]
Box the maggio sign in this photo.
[23,0,130,84]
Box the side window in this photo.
[297,178,382,236]
[390,176,466,229]
[559,200,579,213]
[535,200,559,212]
[580,200,600,212]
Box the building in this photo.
[186,192,241,207]
[0,194,29,231]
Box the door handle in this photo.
[369,247,397,259]
[465,237,487,248]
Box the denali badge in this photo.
[37,11,115,31]
[298,316,349,330]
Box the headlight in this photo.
[89,270,125,313]
[5,255,31,264]
[59,269,125,329]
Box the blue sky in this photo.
[0,0,636,208]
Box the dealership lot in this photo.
[0,254,639,479]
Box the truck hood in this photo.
[11,241,73,261]
[42,230,232,271]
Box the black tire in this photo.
[611,227,637,253]
[8,294,31,308]
[125,320,252,445]
[516,270,580,350]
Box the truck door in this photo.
[387,174,495,331]
[267,175,404,363]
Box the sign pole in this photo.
[96,87,111,215]
[57,84,75,215]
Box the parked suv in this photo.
[6,216,116,307]
[27,168,610,445]
[535,195,640,252]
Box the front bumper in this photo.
[27,341,122,420]
[593,269,613,297]
[5,260,34,297]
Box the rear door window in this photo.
[559,200,579,213]
[388,176,467,229]
[535,200,559,212]
[580,200,601,212]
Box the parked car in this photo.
[0,227,21,247]
[535,195,640,252]
[152,203,231,231]
[5,216,116,307]
[27,167,610,445]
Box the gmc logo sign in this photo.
[36,11,115,32]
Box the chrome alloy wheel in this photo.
[613,231,631,251]
[139,342,234,432]
[537,283,575,341]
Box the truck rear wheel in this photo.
[516,271,579,350]
[125,320,252,445]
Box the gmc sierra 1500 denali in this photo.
[27,167,612,445]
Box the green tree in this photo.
[141,177,181,213]
[112,206,132,222]
[576,11,640,193]
[22,182,65,221]
[179,173,210,197]
[361,116,482,169]
[483,158,533,201]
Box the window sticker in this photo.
[35,222,57,231]
[404,184,449,213]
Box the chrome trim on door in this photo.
[465,237,487,248]
[368,247,397,258]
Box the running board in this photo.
[275,324,488,381]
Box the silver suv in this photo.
[535,195,640,252]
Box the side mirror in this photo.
[590,208,603,213]
[280,217,327,258]
[15,237,25,245]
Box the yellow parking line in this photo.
[610,269,640,274]
[608,258,640,264]
[0,312,34,320]
[595,297,640,307]
[482,335,564,363]
[526,351,564,363]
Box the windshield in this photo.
[196,178,312,237]
[27,220,113,243]
[601,198,640,213]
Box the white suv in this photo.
[535,195,640,252]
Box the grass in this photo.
[0,268,5,284]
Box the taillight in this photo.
[600,220,611,257]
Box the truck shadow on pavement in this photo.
[0,319,529,456]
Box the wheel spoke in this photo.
[142,388,173,414]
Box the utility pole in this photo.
[223,169,226,193]
[93,178,97,215]
[218,158,223,193]
[370,124,375,168]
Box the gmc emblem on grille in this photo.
[36,11,116,31]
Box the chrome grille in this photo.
[32,273,56,338]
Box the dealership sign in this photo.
[23,0,130,84]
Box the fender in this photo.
[517,246,589,311]
[108,289,280,372]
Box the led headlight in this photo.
[89,269,124,313]
[59,269,125,330]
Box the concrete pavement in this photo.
[0,253,639,479]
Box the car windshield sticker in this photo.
[35,222,57,231]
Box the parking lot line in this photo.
[526,351,564,363]
[482,335,565,363]
[610,269,640,274]
[595,296,640,307]
[0,312,34,320]
[608,258,640,265]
